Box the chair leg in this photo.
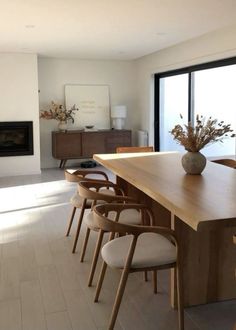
[108,236,137,330]
[72,199,86,253]
[153,270,157,294]
[109,267,130,330]
[94,231,116,302]
[88,230,104,287]
[94,261,108,302]
[80,227,91,262]
[65,207,76,236]
[176,264,184,330]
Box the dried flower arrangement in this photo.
[40,101,78,123]
[170,114,235,152]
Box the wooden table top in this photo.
[94,152,236,231]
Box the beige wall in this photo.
[135,24,236,145]
[0,53,40,176]
[38,58,138,168]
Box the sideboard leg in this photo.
[59,159,67,168]
[63,160,67,168]
[59,160,63,168]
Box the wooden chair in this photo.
[116,146,154,153]
[116,144,155,283]
[211,159,236,169]
[65,169,111,253]
[93,203,184,330]
[65,168,109,183]
[77,180,142,287]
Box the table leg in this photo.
[172,215,236,307]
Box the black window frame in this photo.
[154,56,236,150]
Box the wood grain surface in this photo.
[94,152,236,231]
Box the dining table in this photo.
[93,151,236,307]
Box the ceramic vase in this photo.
[181,151,206,175]
[58,121,67,131]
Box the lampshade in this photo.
[111,105,127,118]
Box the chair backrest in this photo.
[65,169,109,183]
[77,180,135,204]
[93,203,176,242]
[116,146,154,153]
[211,159,236,169]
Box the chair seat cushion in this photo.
[110,209,142,225]
[70,194,92,208]
[84,211,98,230]
[101,233,176,269]
[70,188,115,208]
[84,208,141,230]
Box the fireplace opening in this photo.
[0,121,33,156]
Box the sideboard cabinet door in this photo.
[81,132,107,157]
[52,131,82,159]
[105,130,131,152]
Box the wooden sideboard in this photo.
[52,129,132,168]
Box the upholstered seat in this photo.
[102,232,176,269]
[84,208,142,230]
[70,193,92,208]
[70,188,115,208]
[111,209,141,225]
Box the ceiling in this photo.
[1,0,236,60]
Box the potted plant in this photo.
[40,101,79,131]
[170,114,235,174]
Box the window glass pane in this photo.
[194,66,236,157]
[159,74,188,151]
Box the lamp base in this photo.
[112,118,125,130]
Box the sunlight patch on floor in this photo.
[0,180,72,213]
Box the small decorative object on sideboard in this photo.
[40,101,79,131]
[170,114,235,175]
[111,105,127,129]
[85,125,94,130]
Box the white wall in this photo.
[38,58,138,168]
[0,53,41,176]
[135,24,236,146]
[5,25,235,172]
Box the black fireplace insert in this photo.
[0,121,33,156]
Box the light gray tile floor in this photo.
[0,167,235,330]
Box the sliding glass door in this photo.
[155,57,236,157]
[194,65,236,156]
[159,74,188,152]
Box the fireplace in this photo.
[0,121,33,156]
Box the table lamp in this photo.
[111,105,127,130]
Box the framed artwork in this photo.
[65,84,110,129]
